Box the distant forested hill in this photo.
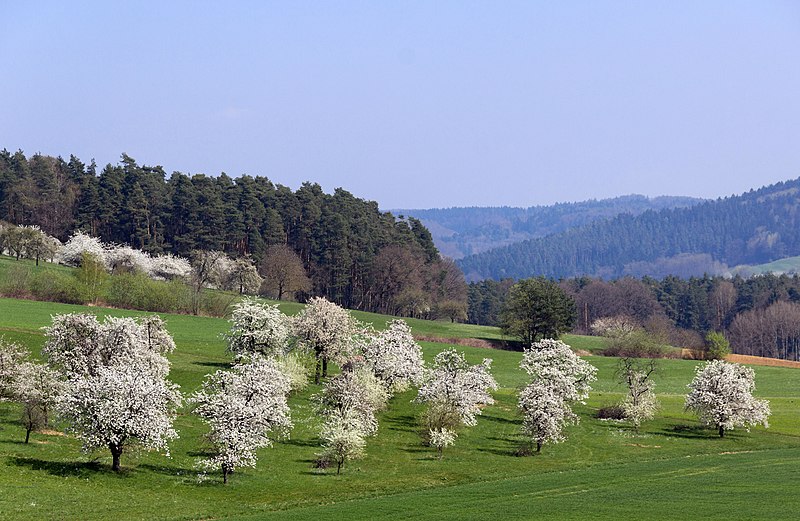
[457,178,800,281]
[0,150,450,312]
[396,195,703,259]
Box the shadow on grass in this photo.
[138,462,199,476]
[193,361,230,369]
[481,414,519,426]
[658,424,728,440]
[9,456,109,477]
[282,438,319,448]
[384,414,417,433]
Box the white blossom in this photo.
[293,297,361,382]
[590,315,638,338]
[314,366,386,438]
[13,361,64,443]
[428,428,457,459]
[318,411,367,475]
[518,382,575,451]
[685,360,770,437]
[56,231,107,267]
[148,253,192,281]
[57,358,181,470]
[43,314,175,378]
[190,356,293,483]
[517,339,597,452]
[520,339,597,403]
[225,299,291,360]
[0,338,28,401]
[362,320,424,395]
[618,358,660,431]
[105,245,153,274]
[416,349,498,428]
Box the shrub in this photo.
[30,270,85,304]
[596,404,626,420]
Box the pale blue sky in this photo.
[2,1,799,208]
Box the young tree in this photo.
[500,277,576,344]
[518,382,573,452]
[517,339,597,452]
[361,320,424,395]
[415,349,497,455]
[190,356,293,484]
[13,361,63,443]
[189,250,231,315]
[18,225,60,265]
[224,257,263,295]
[705,331,730,360]
[314,364,387,473]
[0,338,27,401]
[225,299,291,360]
[685,360,770,437]
[293,297,360,383]
[617,357,659,432]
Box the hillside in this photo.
[0,150,442,313]
[1,297,799,520]
[396,195,703,259]
[458,178,800,281]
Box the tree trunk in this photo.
[322,357,328,379]
[536,442,542,453]
[25,427,31,444]
[110,443,123,471]
[336,459,342,475]
[314,358,322,384]
[223,466,229,484]
[718,425,725,438]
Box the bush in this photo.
[0,264,32,298]
[596,404,626,420]
[104,273,191,313]
[29,270,85,304]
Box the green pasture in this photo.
[0,297,798,520]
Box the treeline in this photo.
[0,150,465,315]
[399,194,702,259]
[458,178,800,281]
[470,273,800,360]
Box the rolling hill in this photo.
[457,178,800,281]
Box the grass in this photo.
[1,298,798,520]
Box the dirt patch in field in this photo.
[414,335,504,350]
[39,429,65,437]
[725,354,800,369]
[680,350,800,368]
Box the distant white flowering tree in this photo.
[1,225,61,265]
[13,361,64,443]
[148,253,192,281]
[225,299,291,360]
[415,349,497,456]
[293,297,361,383]
[189,250,232,314]
[43,313,180,471]
[190,356,293,484]
[685,360,770,437]
[221,257,263,295]
[0,338,28,401]
[362,320,424,395]
[590,315,638,339]
[517,339,597,452]
[105,245,152,274]
[617,357,659,432]
[56,231,107,267]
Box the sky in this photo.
[2,1,799,209]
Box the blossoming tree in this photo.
[191,356,293,483]
[685,360,770,437]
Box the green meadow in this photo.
[1,297,798,520]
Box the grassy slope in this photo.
[0,298,798,520]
